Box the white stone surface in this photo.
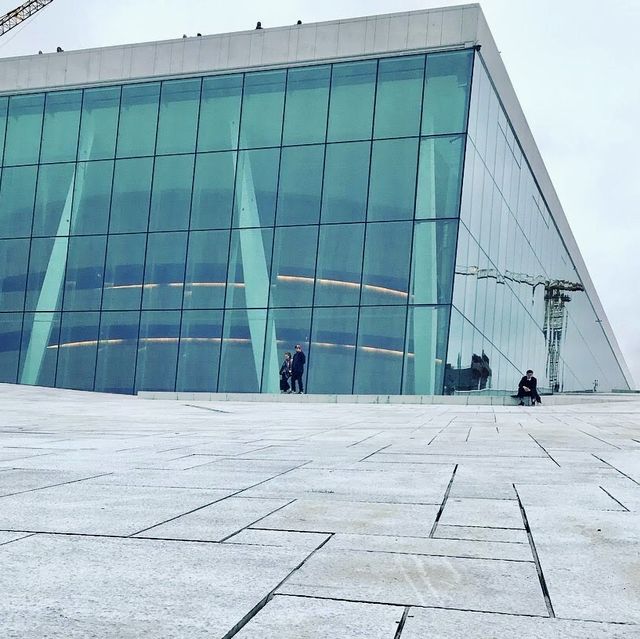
[0,384,639,636]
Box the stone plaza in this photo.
[0,384,639,637]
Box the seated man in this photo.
[517,370,542,406]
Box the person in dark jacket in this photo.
[517,370,541,405]
[279,352,292,393]
[291,344,306,394]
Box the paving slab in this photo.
[259,499,440,537]
[278,548,548,616]
[401,607,640,638]
[0,482,233,535]
[234,594,405,638]
[0,534,311,638]
[225,528,330,552]
[433,524,529,544]
[0,531,32,546]
[0,468,103,497]
[439,497,524,528]
[135,496,294,541]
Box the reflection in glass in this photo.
[156,79,201,155]
[4,93,45,166]
[314,224,364,307]
[415,135,464,219]
[135,310,180,391]
[95,311,140,394]
[233,149,279,228]
[190,152,236,230]
[117,83,160,158]
[25,237,66,312]
[218,308,267,392]
[109,158,153,233]
[71,161,113,235]
[0,313,24,383]
[55,312,99,390]
[78,87,120,161]
[0,166,38,238]
[308,307,357,394]
[102,234,146,311]
[142,232,188,310]
[33,163,75,237]
[19,311,61,387]
[149,154,195,232]
[0,238,29,311]
[63,235,106,311]
[177,310,223,391]
[354,306,406,394]
[183,230,230,309]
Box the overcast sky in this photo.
[0,0,638,387]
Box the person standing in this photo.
[291,344,306,394]
[279,352,292,393]
[517,369,541,405]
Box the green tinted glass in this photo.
[71,161,113,235]
[142,231,188,309]
[0,238,29,311]
[276,145,324,226]
[321,142,370,223]
[239,70,286,149]
[283,66,330,145]
[156,79,201,155]
[415,135,464,219]
[135,310,180,391]
[233,149,279,228]
[190,152,236,230]
[367,138,419,221]
[55,312,99,390]
[0,97,7,165]
[149,155,195,231]
[25,237,66,311]
[374,55,424,139]
[63,235,106,311]
[109,158,153,233]
[102,233,146,311]
[117,82,160,158]
[0,313,21,383]
[183,230,230,310]
[0,166,37,238]
[327,61,376,142]
[40,91,82,163]
[198,74,242,152]
[33,163,76,237]
[78,87,120,160]
[422,50,473,135]
[4,94,44,166]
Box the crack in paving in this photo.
[429,464,458,538]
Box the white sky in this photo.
[1,0,638,388]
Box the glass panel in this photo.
[276,145,323,226]
[78,86,120,161]
[361,222,412,305]
[183,230,229,310]
[142,231,188,310]
[40,91,82,163]
[239,70,286,149]
[354,306,406,394]
[109,157,153,233]
[19,311,60,387]
[33,163,75,237]
[374,55,425,139]
[232,148,279,228]
[269,225,318,308]
[0,313,22,383]
[261,307,311,393]
[25,237,67,312]
[135,310,180,391]
[403,305,449,394]
[116,82,160,158]
[198,74,242,152]
[156,78,201,155]
[55,311,99,390]
[0,97,7,165]
[190,152,236,230]
[94,310,139,394]
[63,235,106,311]
[4,93,44,166]
[422,50,473,135]
[102,233,146,310]
[314,224,363,306]
[71,160,113,235]
[149,154,195,231]
[218,308,267,392]
[176,309,223,391]
[308,306,357,393]
[0,166,37,238]
[283,65,330,145]
[409,219,458,305]
[415,135,464,219]
[367,138,418,221]
[320,142,370,224]
[0,238,29,311]
[327,61,376,142]
[225,228,273,309]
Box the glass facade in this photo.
[446,56,629,394]
[0,47,629,395]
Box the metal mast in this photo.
[0,0,54,37]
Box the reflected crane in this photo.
[0,0,54,38]
[456,265,584,392]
